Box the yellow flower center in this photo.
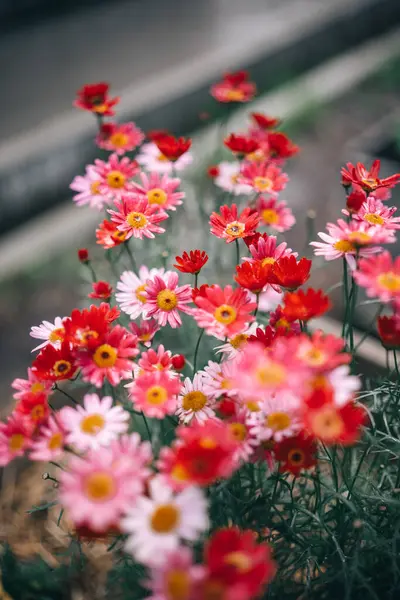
[182,390,207,412]
[171,464,190,482]
[146,385,168,405]
[53,360,72,377]
[261,257,275,266]
[247,150,264,162]
[254,176,272,192]
[362,177,378,190]
[150,504,180,533]
[85,472,116,501]
[225,551,252,572]
[199,436,217,449]
[49,327,65,344]
[225,89,245,102]
[261,208,279,225]
[377,272,400,292]
[93,103,109,114]
[109,132,129,148]
[255,362,286,386]
[157,153,170,162]
[31,404,45,421]
[90,180,102,195]
[347,231,371,246]
[302,347,326,366]
[31,382,45,394]
[364,212,384,225]
[214,304,237,325]
[333,240,355,253]
[106,170,126,189]
[81,330,99,345]
[275,318,290,330]
[135,284,148,303]
[112,229,128,243]
[166,569,191,600]
[310,407,343,440]
[288,448,305,466]
[230,174,240,184]
[147,188,168,205]
[157,289,178,311]
[93,344,118,368]
[80,413,105,435]
[229,422,247,442]
[245,400,261,412]
[225,221,245,238]
[229,333,248,350]
[9,434,25,452]
[266,411,291,431]
[126,211,147,229]
[48,432,63,451]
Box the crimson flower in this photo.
[16,395,50,426]
[192,284,214,303]
[224,133,259,157]
[32,341,77,381]
[267,131,299,159]
[235,261,272,292]
[210,70,256,103]
[74,82,119,116]
[251,112,281,129]
[77,248,89,263]
[377,315,400,349]
[272,256,312,290]
[282,288,331,322]
[341,159,400,192]
[153,134,191,161]
[210,204,260,243]
[88,281,113,300]
[274,432,317,475]
[63,303,118,349]
[248,325,277,348]
[207,165,220,178]
[171,354,186,371]
[174,250,209,274]
[346,188,367,213]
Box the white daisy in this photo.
[215,323,258,359]
[247,391,301,443]
[136,142,193,174]
[176,373,216,424]
[327,365,361,407]
[214,161,253,195]
[30,316,66,352]
[60,393,129,451]
[122,476,208,567]
[200,359,238,399]
[116,266,168,319]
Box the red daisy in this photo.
[224,134,259,157]
[267,131,299,160]
[210,70,256,103]
[153,134,192,161]
[304,401,366,446]
[174,250,209,274]
[239,161,288,195]
[282,288,331,322]
[88,281,113,300]
[341,159,400,193]
[77,248,89,263]
[32,341,77,381]
[271,256,312,290]
[248,325,277,348]
[377,315,400,349]
[109,196,168,240]
[96,219,128,249]
[251,112,281,130]
[0,413,34,466]
[210,204,259,243]
[274,432,317,475]
[235,261,273,293]
[73,82,119,116]
[15,394,50,427]
[63,303,119,349]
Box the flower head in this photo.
[341,159,400,192]
[138,344,173,373]
[214,161,253,196]
[12,368,52,402]
[96,219,128,249]
[274,432,317,475]
[353,251,400,302]
[116,267,167,320]
[109,196,168,240]
[294,331,350,372]
[70,166,108,210]
[0,413,33,466]
[74,82,119,115]
[239,161,288,195]
[32,341,77,381]
[353,197,400,230]
[94,153,139,199]
[96,121,144,155]
[136,142,193,174]
[174,250,208,274]
[271,256,311,290]
[176,373,215,424]
[224,134,259,157]
[130,320,160,347]
[210,204,259,244]
[144,547,205,600]
[201,359,238,399]
[127,370,181,418]
[235,261,272,293]
[78,248,89,263]
[30,316,65,352]
[304,401,365,446]
[153,134,192,162]
[247,391,301,443]
[29,416,66,462]
[282,288,331,321]
[246,233,296,267]
[378,315,400,349]
[131,171,185,212]
[144,272,193,328]
[15,394,50,426]
[256,196,295,232]
[251,112,281,130]
[88,280,113,300]
[267,131,299,160]
[210,70,256,103]
[63,303,118,349]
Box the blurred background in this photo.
[1,0,400,402]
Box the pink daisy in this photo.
[215,322,258,359]
[70,165,109,210]
[209,204,260,244]
[126,370,181,418]
[246,233,296,267]
[256,196,295,232]
[108,195,168,240]
[77,325,138,388]
[136,142,193,174]
[130,320,160,347]
[96,121,144,155]
[60,393,129,452]
[131,171,185,212]
[226,410,258,462]
[310,219,393,269]
[109,432,152,473]
[353,251,400,302]
[143,272,193,328]
[29,416,66,462]
[94,152,139,199]
[239,161,288,195]
[138,344,173,373]
[30,316,66,352]
[352,197,400,230]
[293,331,350,372]
[144,547,205,600]
[116,267,167,319]
[200,359,239,399]
[214,161,253,195]
[176,373,216,424]
[12,368,52,402]
[192,285,256,340]
[0,413,33,466]
[247,391,302,443]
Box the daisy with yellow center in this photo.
[176,374,215,424]
[143,272,193,329]
[247,390,301,443]
[127,370,181,418]
[108,196,168,241]
[116,266,165,320]
[29,415,66,462]
[30,316,66,352]
[353,251,400,302]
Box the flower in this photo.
[116,267,167,320]
[12,368,52,402]
[59,443,149,533]
[246,232,296,266]
[203,527,276,600]
[271,256,312,290]
[353,197,400,230]
[131,171,184,212]
[353,251,400,302]
[208,165,220,178]
[346,188,367,213]
[294,331,350,372]
[88,280,113,300]
[267,131,299,160]
[74,82,119,115]
[210,70,256,103]
[213,161,253,196]
[224,134,259,156]
[215,323,258,359]
[96,121,144,154]
[130,320,160,347]
[209,204,259,244]
[70,165,108,210]
[235,261,272,292]
[192,285,256,340]
[78,248,89,263]
[239,161,288,195]
[0,413,33,466]
[341,159,400,192]
[247,391,301,443]
[15,394,50,426]
[30,316,65,352]
[256,196,295,232]
[269,305,300,334]
[94,153,139,199]
[251,112,281,129]
[274,432,317,475]
[96,219,129,248]
[138,344,173,373]
[63,303,118,349]
[127,370,181,418]
[29,416,66,462]
[282,288,331,321]
[226,412,257,462]
[143,272,193,328]
[176,374,215,424]
[123,477,208,566]
[32,341,77,381]
[304,401,366,445]
[60,394,129,451]
[144,547,205,600]
[136,142,193,174]
[201,359,238,399]
[153,134,192,162]
[108,196,168,240]
[171,354,186,371]
[378,315,400,349]
[77,325,138,387]
[174,250,208,274]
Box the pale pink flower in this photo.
[96,122,144,155]
[60,393,129,452]
[94,152,138,199]
[176,373,216,424]
[200,359,239,399]
[12,368,52,401]
[353,251,400,302]
[131,171,185,212]
[247,391,302,443]
[108,196,168,240]
[144,272,193,328]
[226,410,258,462]
[70,165,108,209]
[136,142,193,174]
[138,344,173,373]
[126,370,181,418]
[116,267,167,319]
[0,413,33,466]
[239,160,288,195]
[144,547,205,600]
[30,316,66,352]
[214,161,253,195]
[29,416,66,462]
[256,196,295,232]
[350,197,400,230]
[130,320,160,347]
[110,432,152,473]
[256,286,283,313]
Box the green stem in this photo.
[86,261,97,283]
[125,241,137,271]
[353,304,383,353]
[254,293,260,318]
[393,350,400,381]
[53,383,78,405]
[348,275,358,354]
[342,259,350,338]
[193,329,205,373]
[194,272,199,288]
[235,238,240,267]
[141,412,152,441]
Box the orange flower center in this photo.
[48,432,63,451]
[275,318,290,330]
[53,360,72,377]
[245,400,261,412]
[255,362,286,386]
[311,407,343,440]
[126,211,147,229]
[31,404,46,421]
[377,272,400,292]
[266,411,291,431]
[109,132,129,148]
[157,289,178,311]
[261,257,276,266]
[93,103,109,114]
[229,422,247,442]
[362,177,378,190]
[49,327,65,344]
[225,551,252,572]
[157,153,170,162]
[135,284,148,303]
[247,150,264,162]
[147,188,168,205]
[302,347,326,366]
[85,472,116,501]
[261,208,279,225]
[90,180,102,195]
[31,382,45,394]
[9,434,25,452]
[333,240,355,253]
[106,170,126,189]
[81,329,99,345]
[182,390,207,412]
[214,304,237,325]
[80,413,105,435]
[93,344,118,368]
[146,385,168,405]
[150,504,180,533]
[347,231,371,246]
[166,569,191,600]
[111,229,128,243]
[225,221,245,238]
[229,333,248,349]
[364,212,384,225]
[254,176,272,192]
[199,436,217,449]
[224,89,245,102]
[288,448,305,466]
[171,463,190,482]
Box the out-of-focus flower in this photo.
[256,196,295,232]
[96,121,144,154]
[210,70,256,103]
[127,370,181,418]
[274,432,317,475]
[224,133,259,157]
[378,315,400,349]
[251,112,281,129]
[70,166,108,210]
[137,142,193,173]
[282,288,331,322]
[153,134,192,162]
[88,280,113,300]
[78,248,89,263]
[74,82,119,115]
[0,413,33,466]
[213,161,253,196]
[353,251,400,302]
[144,547,205,600]
[29,416,66,462]
[239,161,288,195]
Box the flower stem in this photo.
[125,241,137,271]
[53,383,78,405]
[254,293,260,318]
[194,272,199,288]
[393,350,400,380]
[193,329,205,373]
[235,238,240,267]
[86,261,97,283]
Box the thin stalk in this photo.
[193,329,205,373]
[348,276,358,354]
[53,383,78,405]
[342,259,350,338]
[141,412,152,441]
[86,261,97,283]
[235,238,240,267]
[393,350,400,380]
[254,293,260,318]
[194,272,199,288]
